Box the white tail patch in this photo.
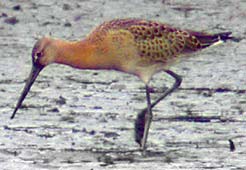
[211,39,224,47]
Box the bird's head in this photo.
[32,36,57,67]
[11,37,56,119]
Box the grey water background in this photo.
[0,0,246,169]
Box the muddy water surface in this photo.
[0,0,246,169]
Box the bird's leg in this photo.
[150,70,182,109]
[135,70,182,150]
[140,85,153,152]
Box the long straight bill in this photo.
[11,65,43,119]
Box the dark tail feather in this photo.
[194,32,241,45]
[184,31,241,53]
[193,31,230,45]
[213,32,232,42]
[211,32,242,42]
[216,32,242,42]
[191,31,240,47]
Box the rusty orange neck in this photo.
[54,38,118,70]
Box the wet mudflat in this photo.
[0,0,246,169]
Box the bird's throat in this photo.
[54,39,94,69]
[54,39,119,70]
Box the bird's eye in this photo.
[37,52,42,58]
[34,52,42,63]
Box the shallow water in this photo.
[0,0,246,169]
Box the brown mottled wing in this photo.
[97,19,188,63]
[89,19,231,63]
[123,20,231,63]
[88,19,143,42]
[121,20,188,63]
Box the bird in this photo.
[11,18,236,152]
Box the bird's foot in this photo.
[134,108,147,148]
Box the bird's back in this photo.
[86,19,232,83]
[89,19,232,62]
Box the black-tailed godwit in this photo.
[11,18,235,152]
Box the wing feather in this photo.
[89,19,228,64]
